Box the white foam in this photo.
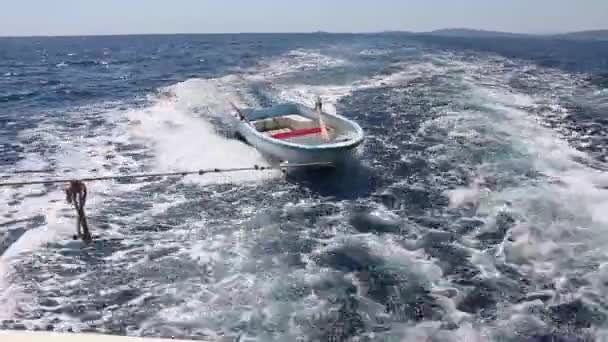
[7,45,607,339]
[127,80,279,186]
[0,100,154,318]
[359,49,389,56]
[0,47,347,333]
[0,187,69,320]
[273,61,424,117]
[457,80,608,306]
[447,185,484,209]
[249,49,349,80]
[158,75,257,115]
[388,321,489,342]
[1,64,310,323]
[389,53,608,336]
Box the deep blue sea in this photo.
[2,33,608,341]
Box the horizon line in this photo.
[0,27,605,39]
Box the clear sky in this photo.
[1,0,606,36]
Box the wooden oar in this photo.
[315,98,330,141]
[229,101,256,129]
[230,102,248,121]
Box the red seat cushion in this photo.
[271,127,322,139]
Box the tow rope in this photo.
[1,162,333,242]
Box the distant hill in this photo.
[426,28,530,39]
[550,30,608,41]
[423,28,608,41]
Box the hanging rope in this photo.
[65,180,92,242]
[1,161,334,243]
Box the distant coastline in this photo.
[420,28,608,41]
[1,28,607,41]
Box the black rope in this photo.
[0,162,333,188]
[3,161,334,243]
[65,180,92,242]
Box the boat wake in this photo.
[2,39,608,341]
[0,47,374,326]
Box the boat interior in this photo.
[252,113,339,145]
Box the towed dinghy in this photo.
[230,100,364,165]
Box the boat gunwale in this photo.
[239,102,364,151]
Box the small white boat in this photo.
[230,100,364,165]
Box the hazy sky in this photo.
[1,0,606,36]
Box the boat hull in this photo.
[232,103,364,165]
[237,129,357,164]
